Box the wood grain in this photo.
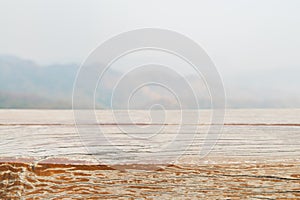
[0,109,300,199]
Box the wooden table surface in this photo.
[1,109,300,199]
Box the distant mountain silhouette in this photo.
[0,55,299,109]
[0,55,77,108]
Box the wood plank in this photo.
[1,109,300,199]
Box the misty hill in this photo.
[0,55,77,108]
[0,55,299,109]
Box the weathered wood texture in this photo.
[1,162,300,199]
[0,109,300,199]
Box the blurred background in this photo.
[0,0,299,109]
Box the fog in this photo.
[0,1,299,108]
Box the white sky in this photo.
[0,0,300,74]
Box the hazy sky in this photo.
[1,0,300,74]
